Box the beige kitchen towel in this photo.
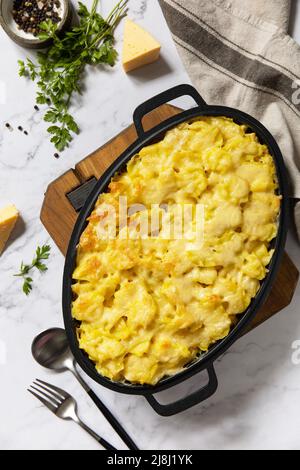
[159,0,300,238]
[226,0,292,32]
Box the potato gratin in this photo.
[72,117,280,385]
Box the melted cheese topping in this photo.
[72,117,280,385]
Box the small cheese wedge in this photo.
[0,204,19,255]
[122,19,161,72]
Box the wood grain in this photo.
[41,169,80,255]
[242,252,298,335]
[74,104,180,181]
[40,103,299,334]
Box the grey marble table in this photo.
[1,0,300,450]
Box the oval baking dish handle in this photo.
[145,364,218,417]
[133,84,207,138]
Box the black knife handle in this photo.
[87,387,139,450]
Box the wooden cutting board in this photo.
[40,104,299,335]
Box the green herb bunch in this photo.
[18,0,128,151]
[14,245,51,295]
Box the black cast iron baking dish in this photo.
[63,84,288,416]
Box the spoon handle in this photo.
[71,366,139,450]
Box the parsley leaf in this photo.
[23,278,33,296]
[14,245,51,296]
[18,0,128,152]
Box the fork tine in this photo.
[35,378,69,400]
[30,384,61,406]
[33,381,64,403]
[28,388,57,414]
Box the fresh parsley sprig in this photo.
[14,245,51,295]
[18,0,128,152]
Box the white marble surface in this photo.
[1,0,300,451]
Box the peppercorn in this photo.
[18,125,23,131]
[54,153,59,159]
[12,0,61,36]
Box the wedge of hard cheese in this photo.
[122,19,161,72]
[0,204,19,255]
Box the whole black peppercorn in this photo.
[12,0,62,36]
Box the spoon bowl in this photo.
[31,327,73,372]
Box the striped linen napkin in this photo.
[159,0,300,239]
